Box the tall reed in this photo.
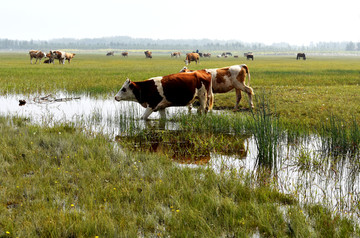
[320,114,360,156]
[250,93,281,167]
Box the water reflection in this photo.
[115,128,249,165]
[0,93,359,221]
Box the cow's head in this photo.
[184,60,189,65]
[179,66,193,73]
[115,78,137,102]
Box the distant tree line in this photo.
[0,36,359,52]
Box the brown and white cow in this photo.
[180,64,254,110]
[65,53,76,63]
[51,50,66,64]
[114,70,213,120]
[144,51,152,58]
[29,50,46,64]
[122,52,129,57]
[171,52,181,58]
[185,53,200,65]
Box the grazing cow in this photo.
[185,53,200,65]
[107,51,114,56]
[144,51,152,58]
[29,50,46,64]
[114,70,213,120]
[247,54,254,60]
[171,52,181,58]
[180,64,254,110]
[203,53,211,58]
[51,50,66,64]
[221,52,232,57]
[122,52,129,57]
[65,53,76,64]
[296,53,306,60]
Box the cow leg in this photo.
[207,90,214,111]
[234,83,254,109]
[30,57,33,64]
[197,87,207,114]
[141,107,153,120]
[234,89,242,111]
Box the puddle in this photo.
[0,93,359,221]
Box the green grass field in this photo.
[1,52,359,129]
[1,52,360,237]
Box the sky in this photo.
[1,0,360,45]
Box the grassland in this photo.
[1,52,360,236]
[1,52,359,129]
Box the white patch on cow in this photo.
[152,77,172,110]
[114,79,137,102]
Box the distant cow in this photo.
[122,52,128,57]
[65,53,76,63]
[29,50,46,64]
[107,51,114,56]
[185,53,200,65]
[115,70,213,120]
[144,51,152,58]
[247,54,254,60]
[51,50,66,64]
[171,52,181,58]
[203,53,211,58]
[221,52,232,57]
[296,53,306,60]
[180,64,254,110]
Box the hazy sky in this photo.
[1,0,359,45]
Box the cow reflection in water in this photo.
[115,124,249,165]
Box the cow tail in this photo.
[241,64,250,86]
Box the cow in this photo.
[171,52,181,58]
[65,53,76,64]
[50,51,66,64]
[296,53,306,60]
[114,70,213,120]
[179,64,254,110]
[203,53,211,58]
[29,50,46,64]
[247,54,254,60]
[122,52,129,57]
[106,51,114,56]
[185,53,200,65]
[144,51,152,58]
[221,52,232,57]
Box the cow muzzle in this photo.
[114,96,121,101]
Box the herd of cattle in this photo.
[28,49,306,120]
[29,50,76,64]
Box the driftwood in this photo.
[19,94,81,106]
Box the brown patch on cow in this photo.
[161,70,211,106]
[130,80,163,109]
[215,67,231,84]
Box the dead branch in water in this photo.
[23,94,81,105]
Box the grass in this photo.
[1,53,360,129]
[1,116,359,237]
[1,52,360,236]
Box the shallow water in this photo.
[0,93,359,220]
